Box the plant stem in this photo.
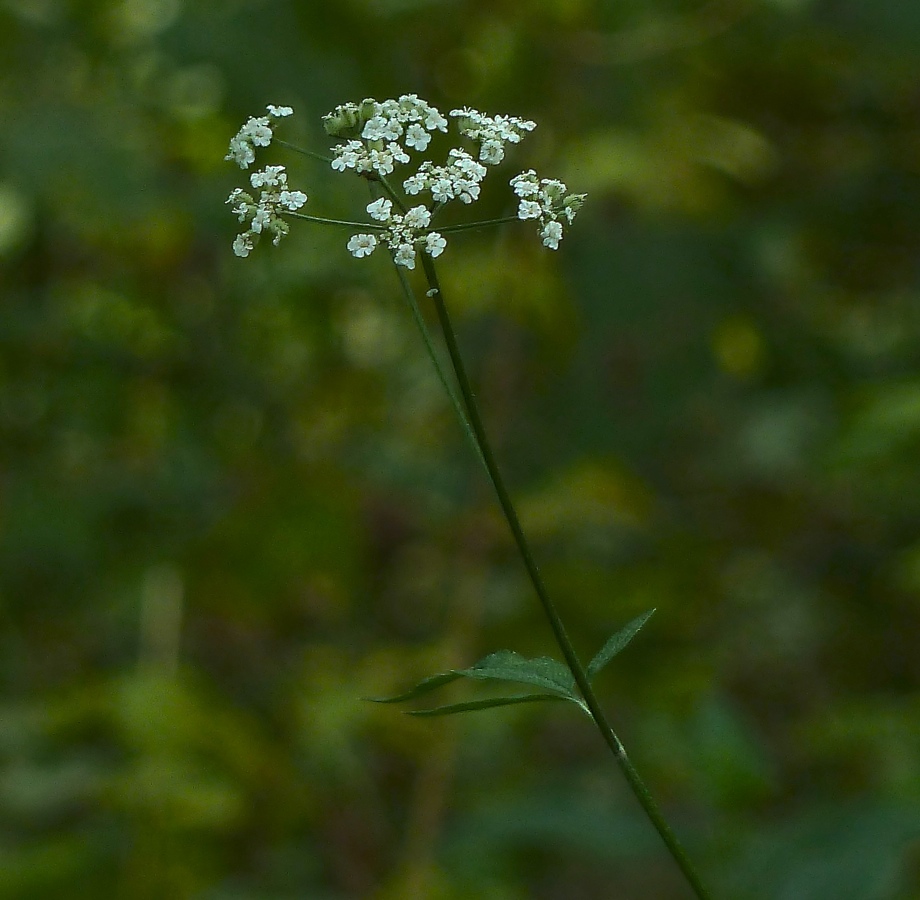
[275,138,333,163]
[417,253,714,900]
[435,215,521,233]
[285,212,386,229]
[391,265,487,471]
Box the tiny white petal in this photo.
[267,105,293,117]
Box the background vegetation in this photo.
[2,0,919,897]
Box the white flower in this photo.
[368,148,395,175]
[233,233,254,257]
[226,187,253,221]
[362,116,390,141]
[242,116,273,148]
[250,165,287,188]
[388,141,410,165]
[541,220,563,250]
[367,198,393,221]
[405,123,431,151]
[279,190,307,210]
[518,199,542,220]
[454,179,480,203]
[450,107,536,166]
[452,154,487,180]
[267,105,293,117]
[393,243,417,269]
[250,205,272,233]
[226,135,256,169]
[430,177,455,203]
[480,139,504,165]
[511,170,539,197]
[425,232,446,258]
[403,173,426,195]
[403,205,431,229]
[347,233,378,258]
[425,107,448,132]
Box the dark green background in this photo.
[2,0,919,897]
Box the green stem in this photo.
[285,212,386,229]
[435,215,521,233]
[417,253,714,900]
[275,138,333,163]
[391,265,487,472]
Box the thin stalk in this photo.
[391,265,486,471]
[275,138,333,163]
[285,212,386,229]
[435,216,521,234]
[417,253,714,900]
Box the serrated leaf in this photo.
[586,609,656,681]
[461,650,579,699]
[364,671,463,704]
[409,693,571,717]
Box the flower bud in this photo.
[323,102,361,137]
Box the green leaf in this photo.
[409,693,570,717]
[365,649,581,710]
[461,650,579,699]
[586,609,656,681]
[364,671,464,704]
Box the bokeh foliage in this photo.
[2,0,920,897]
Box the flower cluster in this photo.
[326,95,449,178]
[509,170,586,250]
[227,165,307,257]
[450,108,536,165]
[403,149,488,205]
[346,198,446,270]
[225,105,293,169]
[224,96,585,262]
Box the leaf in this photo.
[365,649,582,710]
[409,693,570,717]
[461,650,579,699]
[364,671,464,704]
[586,609,656,681]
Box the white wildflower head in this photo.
[225,103,295,170]
[346,198,443,270]
[323,94,451,179]
[226,95,584,262]
[509,170,586,251]
[226,163,307,256]
[450,107,536,166]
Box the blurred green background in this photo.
[2,0,920,897]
